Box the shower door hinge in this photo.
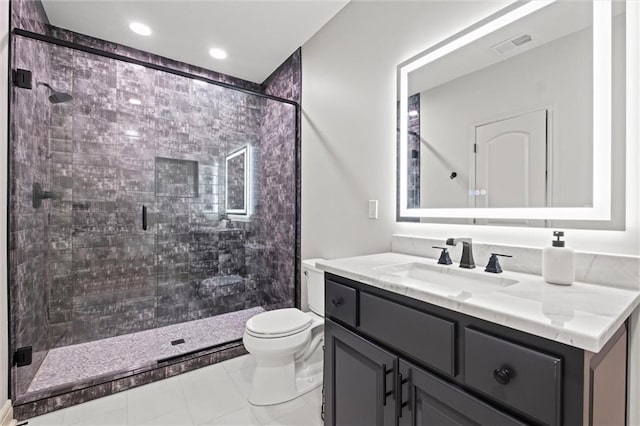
[12,69,33,89]
[13,346,32,367]
[473,143,477,153]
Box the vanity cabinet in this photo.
[323,274,628,426]
[325,320,525,426]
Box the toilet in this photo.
[243,259,325,406]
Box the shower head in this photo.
[37,82,73,104]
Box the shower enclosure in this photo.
[8,30,298,405]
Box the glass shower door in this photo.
[10,41,162,399]
[10,32,298,403]
[45,50,160,388]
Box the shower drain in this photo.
[171,339,186,346]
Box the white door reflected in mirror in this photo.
[475,109,548,209]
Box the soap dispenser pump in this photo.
[542,231,575,285]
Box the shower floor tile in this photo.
[27,307,265,394]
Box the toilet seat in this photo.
[245,308,312,338]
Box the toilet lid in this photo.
[245,308,312,337]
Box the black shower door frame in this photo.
[6,27,301,401]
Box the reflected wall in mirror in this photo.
[397,0,631,225]
[225,146,249,215]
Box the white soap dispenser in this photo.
[542,231,575,286]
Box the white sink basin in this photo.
[376,262,518,294]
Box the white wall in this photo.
[1,0,9,407]
[302,2,640,424]
[302,0,639,260]
[302,1,506,260]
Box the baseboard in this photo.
[0,400,17,426]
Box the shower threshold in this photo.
[24,307,264,396]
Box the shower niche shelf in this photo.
[155,157,199,198]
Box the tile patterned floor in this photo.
[28,308,265,393]
[25,354,324,426]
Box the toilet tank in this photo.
[302,259,325,316]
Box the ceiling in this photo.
[408,1,593,95]
[41,0,349,83]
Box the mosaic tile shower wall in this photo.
[9,0,301,408]
[10,0,49,34]
[43,44,271,345]
[257,101,297,309]
[261,49,301,309]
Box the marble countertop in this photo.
[316,253,640,353]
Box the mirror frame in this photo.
[398,0,614,220]
[225,146,249,215]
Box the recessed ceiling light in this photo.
[208,48,227,60]
[129,22,152,36]
[128,98,142,105]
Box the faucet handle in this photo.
[485,253,513,274]
[432,246,453,265]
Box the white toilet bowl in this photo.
[243,308,324,406]
[242,259,326,406]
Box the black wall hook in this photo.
[450,172,457,179]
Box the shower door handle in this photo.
[142,205,147,231]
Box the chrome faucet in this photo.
[445,238,475,269]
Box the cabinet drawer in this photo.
[360,292,456,376]
[464,328,562,426]
[325,279,358,327]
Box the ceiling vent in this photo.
[491,33,533,55]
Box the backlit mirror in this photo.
[225,146,249,215]
[397,0,630,224]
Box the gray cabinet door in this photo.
[324,320,397,426]
[398,360,527,426]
